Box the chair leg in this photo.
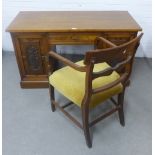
[118,90,125,126]
[49,84,56,112]
[82,103,92,148]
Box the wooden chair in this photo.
[48,33,143,148]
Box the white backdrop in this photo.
[2,0,152,57]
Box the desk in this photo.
[6,11,142,88]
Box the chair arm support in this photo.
[92,56,132,79]
[49,51,87,72]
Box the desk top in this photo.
[6,11,142,32]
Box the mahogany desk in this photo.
[6,11,142,88]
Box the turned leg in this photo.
[118,90,125,126]
[82,102,92,148]
[49,84,56,112]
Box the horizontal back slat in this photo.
[92,55,132,79]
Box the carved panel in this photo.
[26,45,41,71]
[20,38,45,75]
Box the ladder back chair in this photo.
[48,33,143,148]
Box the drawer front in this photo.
[48,33,101,44]
[48,32,137,45]
[103,32,137,45]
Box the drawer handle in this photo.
[71,36,79,41]
[42,56,48,61]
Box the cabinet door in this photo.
[20,38,45,75]
[12,33,49,88]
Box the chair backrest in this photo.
[83,33,143,95]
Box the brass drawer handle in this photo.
[42,55,48,62]
[71,36,79,41]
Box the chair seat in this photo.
[49,60,123,108]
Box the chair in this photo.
[48,33,143,148]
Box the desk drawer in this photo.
[104,32,137,45]
[48,33,101,44]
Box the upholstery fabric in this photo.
[49,60,123,108]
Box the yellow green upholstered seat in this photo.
[49,60,123,108]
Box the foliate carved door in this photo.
[20,38,45,75]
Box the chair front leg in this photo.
[49,84,56,112]
[81,98,92,148]
[118,89,125,126]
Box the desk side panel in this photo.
[11,33,49,88]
